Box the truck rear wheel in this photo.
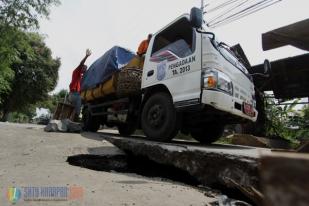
[82,108,100,132]
[141,92,179,142]
[191,124,224,144]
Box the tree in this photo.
[265,98,309,143]
[1,31,61,121]
[0,0,60,112]
[290,105,309,140]
[0,0,60,29]
[0,26,17,105]
[7,104,36,123]
[38,89,69,114]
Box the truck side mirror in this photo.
[264,59,271,74]
[190,7,203,28]
[250,59,271,78]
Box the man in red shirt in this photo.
[69,49,92,121]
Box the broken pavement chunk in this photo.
[102,135,266,204]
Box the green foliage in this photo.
[7,104,36,123]
[266,99,309,142]
[38,89,69,113]
[8,112,31,123]
[0,0,60,29]
[0,26,17,103]
[289,105,309,140]
[0,63,14,104]
[0,0,60,115]
[1,31,61,121]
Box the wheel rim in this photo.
[147,104,165,128]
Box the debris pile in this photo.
[44,119,82,133]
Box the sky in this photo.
[39,0,309,93]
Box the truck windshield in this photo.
[216,42,250,77]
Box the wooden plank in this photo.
[260,153,309,206]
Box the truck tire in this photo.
[141,92,179,142]
[82,108,100,132]
[191,124,224,144]
[117,124,136,136]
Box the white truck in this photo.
[82,8,259,143]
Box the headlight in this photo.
[217,72,233,95]
[203,70,218,89]
[203,69,233,95]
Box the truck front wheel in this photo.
[82,107,100,132]
[141,92,179,142]
[191,124,224,144]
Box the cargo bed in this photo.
[81,56,143,102]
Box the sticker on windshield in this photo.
[157,60,167,81]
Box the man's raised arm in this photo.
[79,49,92,66]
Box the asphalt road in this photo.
[0,122,217,206]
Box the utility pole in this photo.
[201,0,205,27]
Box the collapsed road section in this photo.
[102,135,271,204]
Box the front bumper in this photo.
[201,90,258,122]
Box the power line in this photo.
[208,0,264,25]
[207,0,249,24]
[210,0,281,27]
[206,0,282,28]
[209,0,281,27]
[206,0,243,13]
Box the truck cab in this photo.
[140,12,257,143]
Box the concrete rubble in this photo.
[102,135,271,204]
[44,119,82,133]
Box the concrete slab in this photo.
[102,134,272,204]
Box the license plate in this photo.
[243,103,255,117]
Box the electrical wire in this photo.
[210,1,281,27]
[207,0,249,24]
[206,0,243,13]
[208,0,272,26]
[206,0,282,28]
[202,0,282,28]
